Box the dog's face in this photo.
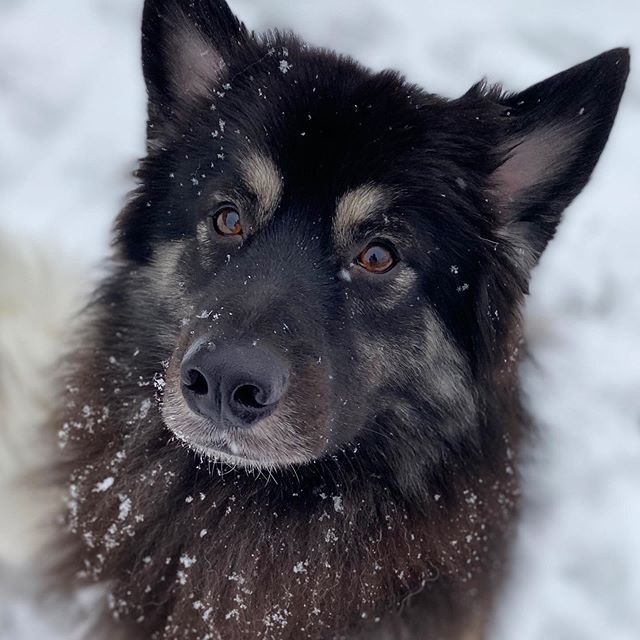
[142,46,490,472]
[113,0,628,472]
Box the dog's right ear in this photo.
[142,0,250,145]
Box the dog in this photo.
[47,1,629,638]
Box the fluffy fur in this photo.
[0,234,88,568]
[45,2,629,639]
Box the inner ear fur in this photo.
[141,0,250,142]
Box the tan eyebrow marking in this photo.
[239,152,283,225]
[333,183,394,246]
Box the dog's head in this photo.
[114,0,628,473]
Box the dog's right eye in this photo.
[212,205,243,237]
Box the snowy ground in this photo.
[1,0,639,638]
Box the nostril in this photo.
[180,343,289,426]
[183,369,209,396]
[233,384,266,409]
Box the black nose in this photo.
[180,342,290,428]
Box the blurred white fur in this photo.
[0,233,87,567]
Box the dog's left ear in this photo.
[489,48,630,268]
[141,0,250,144]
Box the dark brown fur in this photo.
[50,337,522,640]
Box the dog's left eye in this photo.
[212,205,243,237]
[356,243,397,274]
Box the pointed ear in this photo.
[490,48,630,267]
[141,0,249,143]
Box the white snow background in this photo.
[1,0,639,638]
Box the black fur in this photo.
[49,2,630,639]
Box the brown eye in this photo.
[213,205,243,237]
[356,243,397,274]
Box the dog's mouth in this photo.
[171,431,272,469]
[165,411,324,470]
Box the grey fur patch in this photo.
[149,241,185,285]
[196,220,213,269]
[140,240,191,320]
[376,267,418,309]
[355,304,475,429]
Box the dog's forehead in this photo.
[234,145,396,238]
[222,53,428,175]
[200,50,447,236]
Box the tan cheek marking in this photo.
[148,241,186,286]
[333,184,393,248]
[196,220,209,245]
[240,152,283,226]
[196,220,213,269]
